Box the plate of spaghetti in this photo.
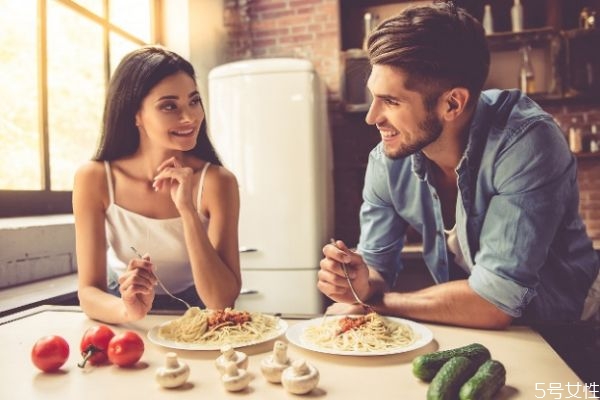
[147,307,287,350]
[286,313,433,356]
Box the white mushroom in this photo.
[260,340,292,383]
[155,352,190,389]
[281,359,319,394]
[215,344,248,374]
[221,361,251,392]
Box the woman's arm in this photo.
[73,162,156,323]
[153,158,242,309]
[181,166,241,309]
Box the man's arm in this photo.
[320,243,512,329]
[373,277,513,329]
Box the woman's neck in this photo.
[127,148,185,182]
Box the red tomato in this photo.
[107,331,145,367]
[31,335,70,372]
[78,325,115,368]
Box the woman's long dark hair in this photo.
[93,45,222,166]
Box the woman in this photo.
[73,46,241,324]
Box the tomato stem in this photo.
[77,344,101,368]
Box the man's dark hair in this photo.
[367,1,490,109]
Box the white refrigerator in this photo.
[208,58,333,315]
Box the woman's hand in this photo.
[152,157,196,213]
[317,240,371,305]
[118,254,157,321]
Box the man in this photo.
[319,1,600,329]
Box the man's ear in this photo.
[443,87,470,119]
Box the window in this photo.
[0,0,162,217]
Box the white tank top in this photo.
[104,161,210,294]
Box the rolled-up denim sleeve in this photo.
[357,149,407,287]
[468,117,576,317]
[469,266,536,317]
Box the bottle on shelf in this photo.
[483,4,494,35]
[569,127,583,154]
[511,0,524,32]
[519,45,535,94]
[590,124,599,153]
[579,7,597,29]
[362,13,377,51]
[568,116,583,154]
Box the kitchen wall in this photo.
[209,0,600,248]
[575,157,600,244]
[224,0,340,98]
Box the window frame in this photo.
[0,0,163,217]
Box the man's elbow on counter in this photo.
[483,310,513,330]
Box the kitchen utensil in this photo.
[329,239,374,313]
[130,246,191,309]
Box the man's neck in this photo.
[423,106,474,176]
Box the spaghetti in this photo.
[157,307,280,346]
[302,313,417,353]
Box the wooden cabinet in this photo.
[329,106,379,246]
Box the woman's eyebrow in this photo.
[156,90,199,101]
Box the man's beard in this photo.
[383,111,443,159]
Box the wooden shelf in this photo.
[575,151,600,159]
[486,27,559,51]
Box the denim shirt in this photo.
[358,89,599,322]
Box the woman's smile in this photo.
[170,128,196,137]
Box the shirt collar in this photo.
[411,91,494,181]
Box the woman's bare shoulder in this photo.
[201,164,239,212]
[206,164,238,189]
[73,161,109,196]
[75,160,106,181]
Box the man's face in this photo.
[365,65,443,159]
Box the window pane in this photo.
[110,33,142,75]
[110,0,152,42]
[0,0,41,190]
[72,0,103,17]
[47,0,105,191]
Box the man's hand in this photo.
[318,240,371,305]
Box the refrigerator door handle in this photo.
[239,288,259,295]
[239,246,258,253]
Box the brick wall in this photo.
[224,0,341,99]
[578,158,600,247]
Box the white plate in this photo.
[147,316,288,351]
[285,315,433,356]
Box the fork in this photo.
[329,239,375,314]
[130,246,191,309]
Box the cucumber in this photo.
[427,356,478,400]
[412,343,491,381]
[459,359,506,400]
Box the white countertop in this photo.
[0,305,593,399]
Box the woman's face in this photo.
[365,64,443,160]
[135,71,204,152]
